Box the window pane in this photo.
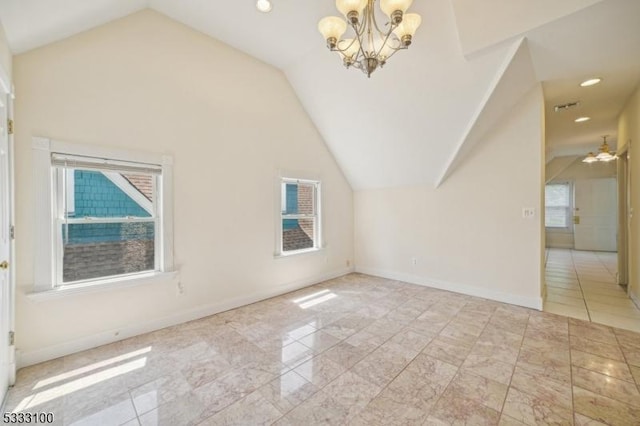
[545,184,570,207]
[284,183,298,214]
[65,169,153,219]
[282,218,314,251]
[62,222,155,282]
[297,184,315,215]
[545,206,568,227]
[545,183,570,228]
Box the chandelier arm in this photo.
[374,30,398,57]
[381,44,406,61]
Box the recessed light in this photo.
[580,78,601,87]
[256,0,272,12]
[575,117,591,123]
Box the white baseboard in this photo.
[545,243,574,249]
[355,266,543,311]
[17,267,354,368]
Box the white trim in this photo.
[102,172,153,215]
[275,246,325,259]
[26,271,179,302]
[33,138,55,292]
[355,266,543,310]
[0,65,9,94]
[32,137,174,291]
[278,178,322,255]
[16,267,354,368]
[47,139,165,166]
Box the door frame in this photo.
[617,144,630,287]
[0,62,15,394]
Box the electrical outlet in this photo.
[177,281,184,296]
[346,259,351,267]
[411,257,417,266]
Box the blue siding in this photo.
[73,170,150,218]
[283,183,298,230]
[64,222,155,244]
[66,170,153,245]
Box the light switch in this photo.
[522,208,535,218]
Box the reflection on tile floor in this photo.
[7,273,640,425]
[544,248,640,333]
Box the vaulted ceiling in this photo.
[1,0,639,188]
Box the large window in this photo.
[33,138,175,293]
[53,154,160,284]
[545,183,571,228]
[280,178,321,254]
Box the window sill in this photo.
[27,271,180,302]
[545,227,573,232]
[274,247,324,259]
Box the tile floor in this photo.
[544,248,640,333]
[5,273,640,425]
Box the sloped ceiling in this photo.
[1,0,639,189]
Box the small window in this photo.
[280,178,321,254]
[545,183,571,228]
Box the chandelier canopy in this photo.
[583,136,616,163]
[318,0,422,77]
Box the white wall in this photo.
[13,10,353,365]
[451,0,603,55]
[354,86,544,309]
[618,84,640,304]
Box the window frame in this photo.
[32,137,176,295]
[544,181,573,230]
[277,177,322,256]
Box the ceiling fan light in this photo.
[582,153,598,163]
[318,16,347,48]
[596,152,613,161]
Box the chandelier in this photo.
[318,0,422,77]
[583,136,616,163]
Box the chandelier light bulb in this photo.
[393,13,421,45]
[380,0,413,21]
[318,16,347,48]
[318,0,422,77]
[256,0,272,13]
[336,0,367,22]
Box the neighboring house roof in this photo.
[283,226,313,252]
[123,174,153,202]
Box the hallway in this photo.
[544,248,640,332]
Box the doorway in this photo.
[543,153,640,331]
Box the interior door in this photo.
[574,178,617,251]
[0,83,10,405]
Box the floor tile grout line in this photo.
[496,312,528,418]
[570,249,592,322]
